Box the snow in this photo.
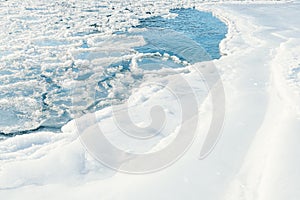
[1,0,300,200]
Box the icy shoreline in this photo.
[1,1,300,199]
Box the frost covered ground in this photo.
[1,0,300,200]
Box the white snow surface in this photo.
[1,0,300,200]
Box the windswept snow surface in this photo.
[1,1,300,200]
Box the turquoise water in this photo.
[136,8,227,60]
